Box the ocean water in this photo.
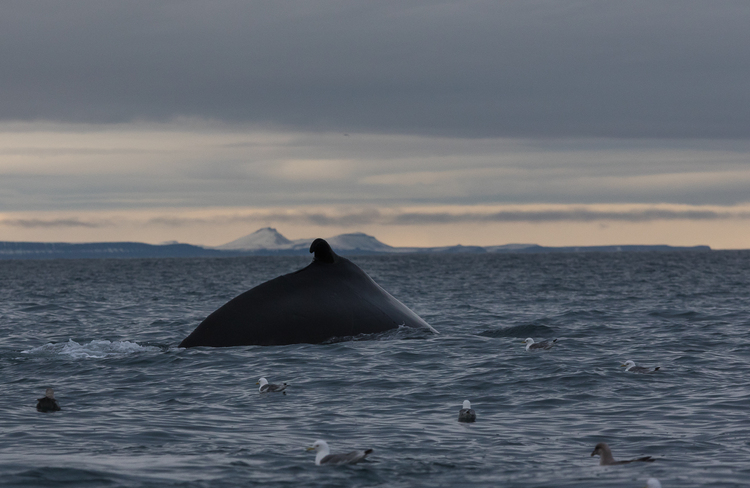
[1,251,749,487]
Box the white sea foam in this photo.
[21,339,160,359]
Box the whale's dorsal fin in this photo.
[310,238,337,263]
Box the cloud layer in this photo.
[2,125,749,215]
[2,1,749,138]
[5,204,750,230]
[2,2,749,248]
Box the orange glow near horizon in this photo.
[1,204,748,250]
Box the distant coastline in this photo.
[0,227,712,260]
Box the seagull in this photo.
[644,478,662,488]
[622,360,660,374]
[36,388,61,412]
[523,338,557,351]
[590,442,654,465]
[306,440,373,465]
[256,377,288,395]
[458,400,476,423]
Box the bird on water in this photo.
[522,338,557,351]
[36,388,61,412]
[257,377,288,395]
[306,440,373,465]
[590,442,654,465]
[458,400,476,423]
[622,360,660,374]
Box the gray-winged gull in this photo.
[644,478,662,488]
[591,442,654,465]
[458,400,476,423]
[622,360,660,374]
[306,440,373,465]
[257,377,288,394]
[36,388,61,412]
[523,338,557,351]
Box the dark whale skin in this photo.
[179,239,435,347]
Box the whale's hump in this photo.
[179,238,435,347]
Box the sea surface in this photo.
[1,251,749,487]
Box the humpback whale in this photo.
[179,238,436,347]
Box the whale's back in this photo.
[179,253,433,347]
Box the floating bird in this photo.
[523,338,557,351]
[622,360,660,374]
[257,377,288,395]
[590,442,654,465]
[458,400,476,423]
[36,388,61,412]
[644,478,662,488]
[306,440,373,465]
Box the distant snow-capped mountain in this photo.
[215,227,293,250]
[0,229,712,260]
[213,228,711,255]
[215,228,396,252]
[325,232,394,252]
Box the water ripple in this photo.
[0,252,749,486]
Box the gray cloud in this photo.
[391,209,750,224]
[142,207,750,228]
[5,205,747,244]
[2,133,749,215]
[145,209,385,227]
[0,218,112,228]
[1,1,748,138]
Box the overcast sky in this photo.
[1,1,749,248]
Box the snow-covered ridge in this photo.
[213,228,711,254]
[216,227,294,250]
[0,230,712,260]
[215,227,395,252]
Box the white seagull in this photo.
[591,442,654,465]
[458,400,476,423]
[621,360,660,374]
[256,377,288,394]
[306,440,373,465]
[522,338,557,351]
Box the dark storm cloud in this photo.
[1,1,748,138]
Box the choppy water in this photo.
[1,252,749,487]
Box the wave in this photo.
[20,339,161,359]
[321,324,436,344]
[478,323,556,338]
